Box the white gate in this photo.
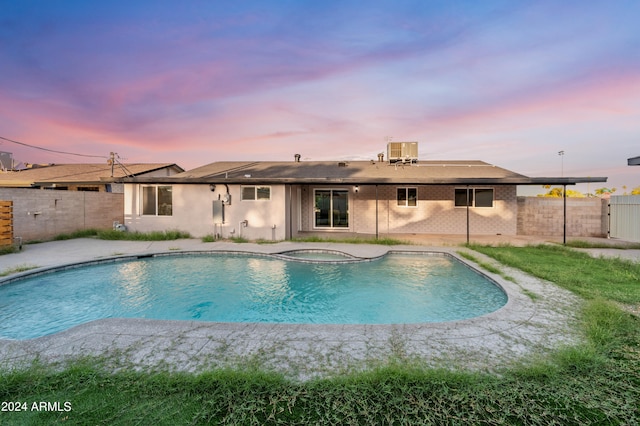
[609,195,640,242]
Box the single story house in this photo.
[122,150,606,241]
[0,163,184,192]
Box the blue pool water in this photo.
[0,253,507,340]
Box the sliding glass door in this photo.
[314,189,349,228]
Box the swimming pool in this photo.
[0,252,507,340]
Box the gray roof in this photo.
[124,160,607,186]
[0,163,184,187]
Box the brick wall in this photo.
[299,187,609,238]
[517,196,607,237]
[353,185,518,235]
[300,184,519,235]
[0,188,124,241]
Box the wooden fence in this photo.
[0,200,13,246]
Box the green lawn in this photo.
[470,243,640,304]
[1,244,639,425]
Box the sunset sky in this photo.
[1,1,638,193]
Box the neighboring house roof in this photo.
[125,160,607,186]
[0,163,184,187]
[629,156,640,166]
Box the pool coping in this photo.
[0,241,583,380]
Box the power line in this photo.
[0,136,108,159]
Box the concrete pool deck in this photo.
[0,237,637,380]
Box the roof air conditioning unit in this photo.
[387,142,418,163]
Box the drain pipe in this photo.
[288,185,292,240]
[466,185,470,245]
[375,185,379,240]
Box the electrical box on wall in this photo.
[212,200,224,223]
[221,193,231,205]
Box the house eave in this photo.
[32,179,119,186]
[122,176,607,186]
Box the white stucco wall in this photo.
[124,183,288,240]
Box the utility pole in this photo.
[109,152,115,177]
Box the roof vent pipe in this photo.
[294,154,301,162]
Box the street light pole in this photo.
[558,150,565,177]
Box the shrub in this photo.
[96,229,192,241]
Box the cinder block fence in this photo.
[517,196,608,237]
[0,188,124,242]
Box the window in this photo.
[142,185,172,215]
[454,188,494,208]
[241,186,271,200]
[314,189,349,228]
[454,189,471,207]
[474,188,494,207]
[397,187,417,207]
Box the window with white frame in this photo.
[454,188,494,208]
[397,187,417,207]
[241,186,271,200]
[142,185,172,215]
